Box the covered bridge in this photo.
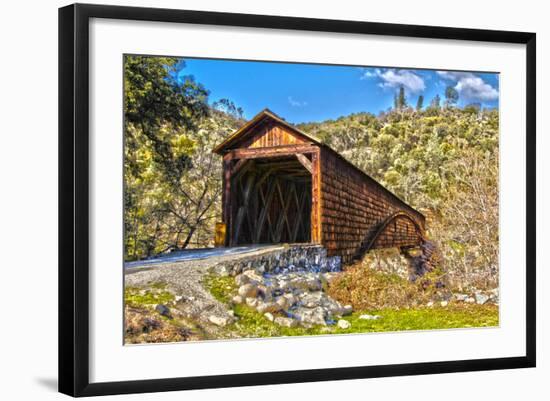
[213,109,426,264]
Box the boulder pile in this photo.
[230,269,353,328]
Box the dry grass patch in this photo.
[327,262,447,310]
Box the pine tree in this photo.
[397,86,407,109]
[430,94,441,110]
[416,95,424,111]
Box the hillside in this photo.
[298,106,499,290]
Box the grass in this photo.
[327,261,448,310]
[203,274,499,339]
[124,284,175,307]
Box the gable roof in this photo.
[212,109,323,154]
[212,109,425,221]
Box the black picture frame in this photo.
[58,3,536,397]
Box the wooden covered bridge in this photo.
[213,109,427,264]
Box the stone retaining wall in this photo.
[210,244,341,276]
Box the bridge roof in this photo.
[212,108,323,154]
[213,109,425,222]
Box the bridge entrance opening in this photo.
[227,156,312,246]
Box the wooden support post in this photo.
[310,149,322,244]
[233,172,255,244]
[222,157,233,246]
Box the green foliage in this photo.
[445,85,459,107]
[416,95,424,111]
[394,85,407,110]
[298,105,499,289]
[124,56,499,291]
[124,56,245,260]
[429,94,441,110]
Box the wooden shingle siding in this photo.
[319,148,425,263]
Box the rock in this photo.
[245,297,259,308]
[289,276,309,291]
[293,306,327,326]
[337,319,351,329]
[242,270,264,284]
[341,305,353,316]
[440,301,448,307]
[155,304,171,318]
[427,301,434,307]
[174,295,184,303]
[275,296,290,310]
[212,264,231,276]
[232,295,244,304]
[453,293,469,302]
[283,293,297,305]
[257,301,282,314]
[322,298,345,316]
[257,285,272,300]
[465,297,475,303]
[209,315,232,327]
[234,274,249,286]
[238,283,258,298]
[475,293,490,305]
[306,277,323,291]
[274,316,298,328]
[359,314,381,320]
[301,292,323,308]
[277,280,291,292]
[264,312,275,322]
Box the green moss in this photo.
[203,274,237,303]
[125,285,174,307]
[203,273,498,339]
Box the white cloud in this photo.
[436,71,473,81]
[437,71,498,101]
[288,96,307,107]
[360,68,381,79]
[361,68,425,94]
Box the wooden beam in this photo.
[231,159,248,177]
[232,160,255,183]
[224,144,317,161]
[254,178,277,243]
[295,153,313,174]
[273,181,294,242]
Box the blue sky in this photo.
[178,58,499,124]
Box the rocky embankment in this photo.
[226,269,351,328]
[124,244,499,343]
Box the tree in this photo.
[445,85,459,107]
[430,94,441,110]
[416,95,424,111]
[124,56,221,260]
[213,98,244,120]
[396,85,407,110]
